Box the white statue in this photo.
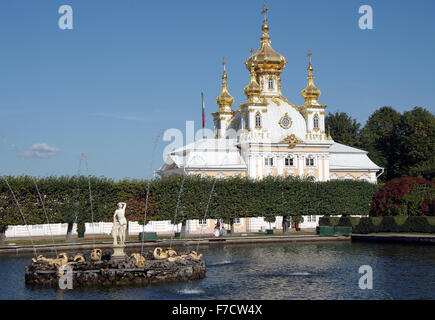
[112,202,127,246]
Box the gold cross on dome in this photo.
[261,2,269,20]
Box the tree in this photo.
[399,107,435,180]
[360,106,402,181]
[361,106,435,181]
[325,112,362,148]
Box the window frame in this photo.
[255,112,261,128]
[313,115,319,129]
[264,157,274,167]
[305,155,315,167]
[285,155,294,167]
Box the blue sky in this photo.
[0,0,434,180]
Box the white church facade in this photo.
[158,8,382,184]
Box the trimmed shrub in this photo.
[319,216,340,226]
[377,216,399,233]
[394,216,408,226]
[0,176,378,229]
[353,217,377,234]
[398,217,435,233]
[337,216,360,227]
[352,216,435,234]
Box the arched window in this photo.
[306,173,316,181]
[306,155,315,167]
[285,155,294,167]
[215,173,227,179]
[313,115,319,129]
[255,112,261,128]
[330,174,340,180]
[268,78,274,89]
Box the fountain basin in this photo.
[25,256,206,288]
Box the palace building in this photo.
[158,6,382,183]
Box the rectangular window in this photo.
[306,158,315,167]
[265,157,274,167]
[307,216,314,222]
[285,157,294,167]
[234,218,241,224]
[198,219,207,226]
[255,114,261,127]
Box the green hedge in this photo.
[318,217,340,226]
[0,176,379,233]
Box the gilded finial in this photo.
[250,47,254,55]
[307,49,313,72]
[221,57,227,81]
[261,2,269,22]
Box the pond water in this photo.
[0,241,433,300]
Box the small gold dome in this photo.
[301,50,321,104]
[244,68,261,99]
[216,60,234,110]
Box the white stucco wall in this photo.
[4,216,322,238]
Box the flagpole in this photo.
[201,92,205,139]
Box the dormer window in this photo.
[268,78,274,89]
[313,115,319,129]
[255,112,261,128]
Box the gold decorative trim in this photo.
[278,95,296,108]
[271,97,281,106]
[280,134,303,148]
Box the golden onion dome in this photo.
[245,14,287,73]
[216,59,234,110]
[244,67,261,99]
[301,50,321,104]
